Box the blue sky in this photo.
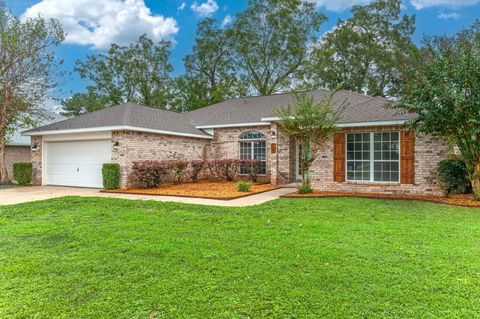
[6,0,480,102]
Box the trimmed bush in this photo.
[438,159,471,196]
[236,181,252,192]
[172,160,189,183]
[187,160,206,183]
[13,163,32,186]
[130,161,172,188]
[208,159,240,181]
[102,163,120,190]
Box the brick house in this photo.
[23,89,447,195]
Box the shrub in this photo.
[13,163,32,186]
[236,181,252,192]
[297,179,314,194]
[438,159,471,196]
[187,160,205,182]
[208,159,240,181]
[172,160,189,183]
[130,161,172,188]
[102,163,120,190]
[241,159,261,182]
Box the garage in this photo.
[45,140,111,188]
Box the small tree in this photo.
[0,2,64,183]
[397,23,480,199]
[275,93,344,192]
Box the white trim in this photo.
[336,120,406,128]
[23,125,213,139]
[195,122,271,129]
[261,117,407,128]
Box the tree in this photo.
[0,2,64,183]
[232,0,326,95]
[275,92,344,192]
[64,35,173,115]
[180,18,246,110]
[397,23,480,199]
[310,0,415,97]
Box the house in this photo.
[22,89,447,195]
[6,110,64,181]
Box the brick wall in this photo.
[111,131,211,188]
[211,126,272,183]
[31,137,42,185]
[310,126,447,196]
[5,145,31,182]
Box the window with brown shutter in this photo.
[400,130,415,184]
[333,133,345,182]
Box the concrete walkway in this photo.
[0,186,296,207]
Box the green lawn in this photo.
[1,197,479,318]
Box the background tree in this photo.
[178,18,246,110]
[309,0,415,97]
[275,93,344,193]
[0,2,64,183]
[232,0,326,95]
[63,35,173,115]
[398,23,480,199]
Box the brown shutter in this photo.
[333,133,345,182]
[400,130,415,184]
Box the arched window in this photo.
[239,131,267,175]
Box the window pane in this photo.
[346,133,371,181]
[373,131,400,182]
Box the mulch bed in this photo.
[103,180,280,200]
[282,191,480,208]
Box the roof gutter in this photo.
[22,125,214,140]
[261,117,407,128]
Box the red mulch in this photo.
[282,191,480,208]
[103,180,280,200]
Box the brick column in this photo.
[270,123,292,185]
[31,136,42,185]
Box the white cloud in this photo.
[411,0,480,9]
[21,0,179,50]
[438,12,461,19]
[191,0,219,17]
[221,15,232,28]
[178,2,186,11]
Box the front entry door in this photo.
[296,141,303,181]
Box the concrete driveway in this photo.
[0,186,295,207]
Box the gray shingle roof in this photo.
[186,89,412,126]
[23,103,211,137]
[24,90,413,136]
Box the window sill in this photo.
[345,181,400,186]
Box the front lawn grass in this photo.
[1,197,479,318]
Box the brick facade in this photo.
[29,125,447,195]
[211,126,273,183]
[5,145,31,181]
[111,131,210,188]
[309,126,447,196]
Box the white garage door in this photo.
[46,140,111,188]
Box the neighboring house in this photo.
[6,110,65,181]
[23,89,447,195]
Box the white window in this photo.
[239,131,267,175]
[346,132,400,182]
